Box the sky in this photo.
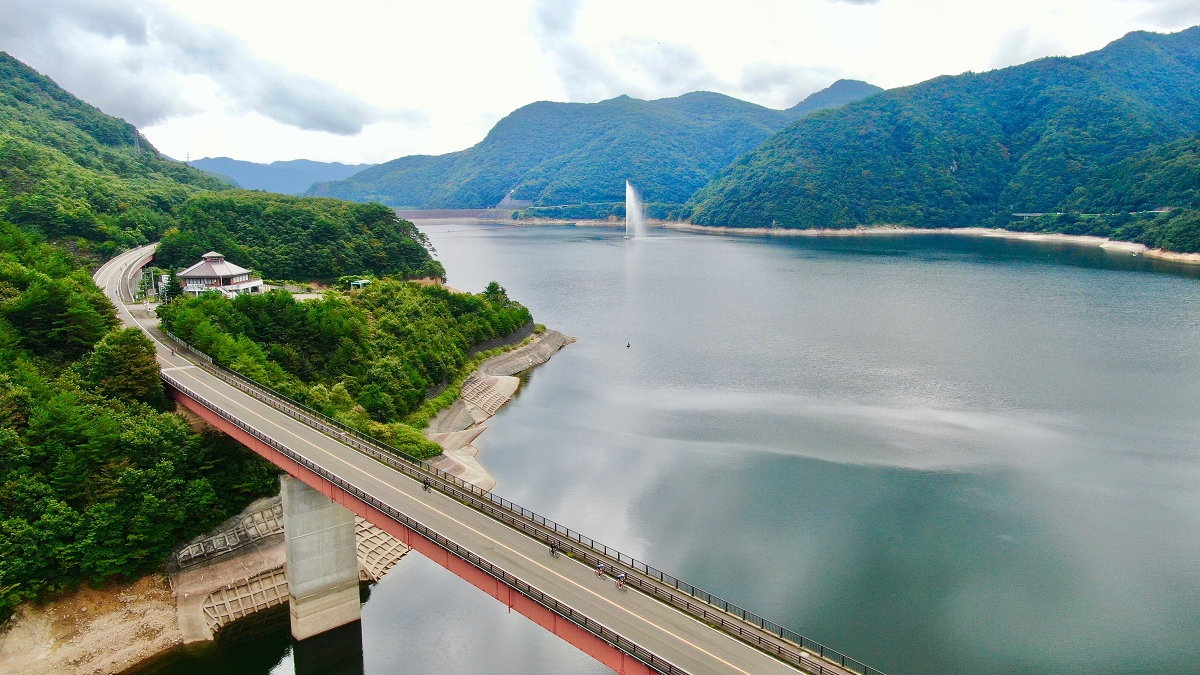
[1,0,1199,165]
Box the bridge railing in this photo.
[161,371,689,675]
[162,331,885,675]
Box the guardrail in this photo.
[162,372,689,675]
[160,330,885,675]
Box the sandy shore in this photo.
[663,222,1200,265]
[0,575,182,675]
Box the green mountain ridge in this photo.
[0,51,225,254]
[0,51,476,622]
[683,27,1200,249]
[307,81,881,209]
[0,54,284,621]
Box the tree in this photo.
[162,273,183,302]
[6,278,113,360]
[86,328,163,406]
[483,281,508,303]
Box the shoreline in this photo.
[0,575,182,675]
[662,222,1200,266]
[492,217,1200,265]
[426,329,575,491]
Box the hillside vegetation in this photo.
[0,51,443,280]
[155,191,445,282]
[684,28,1200,252]
[0,53,224,256]
[158,282,532,457]
[308,81,880,210]
[0,223,279,621]
[1008,135,1200,251]
[0,51,474,621]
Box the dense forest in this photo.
[158,282,532,457]
[0,53,223,256]
[684,28,1200,252]
[0,51,445,282]
[0,223,279,621]
[1004,134,1200,251]
[155,191,445,282]
[0,51,457,620]
[308,81,880,209]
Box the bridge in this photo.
[96,244,884,675]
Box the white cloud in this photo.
[991,28,1068,68]
[0,0,1185,163]
[1136,0,1200,28]
[530,0,840,108]
[0,0,423,134]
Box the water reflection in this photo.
[130,226,1200,675]
[293,621,363,675]
[424,224,1200,675]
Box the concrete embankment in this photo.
[426,329,576,491]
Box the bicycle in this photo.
[549,542,559,557]
[615,573,627,590]
[422,477,431,492]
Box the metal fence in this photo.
[162,372,689,675]
[161,331,886,675]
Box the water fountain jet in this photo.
[624,181,646,240]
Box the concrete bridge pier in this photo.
[282,476,362,640]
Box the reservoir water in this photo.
[135,225,1200,675]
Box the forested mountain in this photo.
[1008,135,1200,252]
[1064,135,1200,212]
[0,52,223,255]
[190,157,373,195]
[0,52,457,620]
[156,191,444,281]
[683,27,1200,247]
[0,50,281,623]
[307,81,880,209]
[786,79,882,118]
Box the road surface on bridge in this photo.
[95,244,849,675]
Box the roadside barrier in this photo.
[162,372,688,675]
[160,333,886,675]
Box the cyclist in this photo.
[596,563,605,578]
[549,542,559,557]
[422,477,431,492]
[616,572,626,588]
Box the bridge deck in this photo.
[96,245,840,675]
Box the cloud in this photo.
[737,62,841,108]
[0,0,423,134]
[827,0,883,4]
[990,28,1066,69]
[530,0,840,109]
[1136,0,1200,28]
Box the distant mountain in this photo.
[307,81,880,209]
[786,79,882,118]
[190,157,374,195]
[684,28,1200,233]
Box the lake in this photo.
[134,225,1200,675]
